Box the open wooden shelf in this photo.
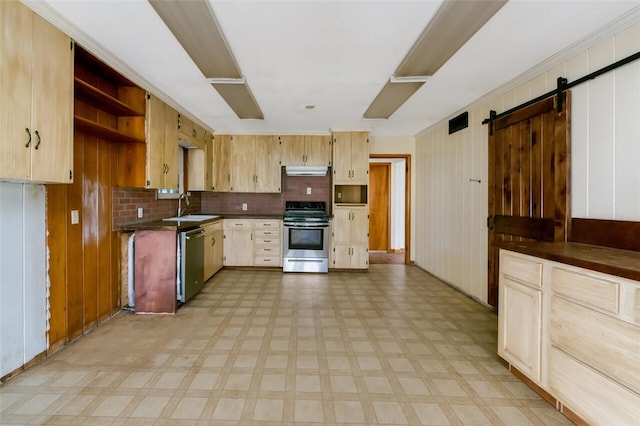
[74,78,144,117]
[74,115,145,145]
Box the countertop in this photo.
[494,241,640,282]
[120,213,283,231]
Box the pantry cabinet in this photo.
[229,135,281,193]
[332,131,369,185]
[146,95,179,189]
[332,205,368,269]
[0,1,73,183]
[280,135,331,167]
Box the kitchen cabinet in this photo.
[178,113,206,149]
[0,1,73,183]
[332,131,369,185]
[146,95,179,189]
[254,220,282,267]
[497,251,543,383]
[223,219,254,266]
[497,249,640,424]
[230,135,281,193]
[212,134,232,192]
[202,220,223,280]
[223,219,282,267]
[187,131,213,191]
[280,135,331,167]
[332,205,368,269]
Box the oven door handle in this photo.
[284,223,329,228]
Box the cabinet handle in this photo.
[25,128,32,148]
[212,237,215,246]
[34,130,41,150]
[192,129,197,137]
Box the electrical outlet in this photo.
[242,203,248,211]
[70,210,79,225]
[306,187,312,195]
[137,207,144,218]
[337,192,342,199]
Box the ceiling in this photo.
[32,0,640,137]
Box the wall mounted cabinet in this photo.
[212,134,232,192]
[229,135,281,193]
[178,113,206,149]
[146,95,179,190]
[280,135,331,167]
[333,131,369,185]
[188,131,213,191]
[0,1,73,183]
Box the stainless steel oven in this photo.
[283,201,329,273]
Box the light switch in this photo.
[71,210,79,225]
[137,207,144,218]
[306,187,312,195]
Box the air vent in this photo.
[449,111,468,135]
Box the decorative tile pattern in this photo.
[0,265,572,424]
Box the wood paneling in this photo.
[570,218,640,252]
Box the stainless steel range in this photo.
[283,201,329,273]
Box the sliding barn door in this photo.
[487,93,571,309]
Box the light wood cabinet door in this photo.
[498,275,542,382]
[230,135,256,192]
[188,132,213,191]
[0,2,73,183]
[332,132,369,184]
[349,132,369,184]
[349,206,369,244]
[0,1,33,181]
[279,135,305,166]
[223,229,254,266]
[203,225,223,280]
[305,135,331,166]
[31,13,73,183]
[212,229,223,274]
[332,207,352,244]
[332,206,368,244]
[351,244,369,269]
[212,135,232,192]
[255,135,280,192]
[146,94,165,189]
[163,105,179,189]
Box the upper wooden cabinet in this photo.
[0,2,73,183]
[146,95,179,190]
[212,135,232,192]
[228,135,281,193]
[280,135,331,167]
[332,131,369,184]
[178,114,206,149]
[187,131,213,191]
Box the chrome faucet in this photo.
[177,192,190,217]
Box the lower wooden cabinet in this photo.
[202,221,223,280]
[498,249,640,424]
[223,218,281,267]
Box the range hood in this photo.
[285,166,328,176]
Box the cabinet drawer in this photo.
[255,237,279,245]
[548,346,640,425]
[255,255,281,266]
[255,229,280,238]
[201,221,222,232]
[550,295,639,394]
[551,266,619,314]
[223,219,253,230]
[254,220,280,229]
[500,252,542,288]
[255,246,280,256]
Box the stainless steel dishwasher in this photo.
[178,227,205,303]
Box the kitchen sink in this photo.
[162,214,220,222]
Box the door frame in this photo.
[370,154,412,265]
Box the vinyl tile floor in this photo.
[0,265,572,425]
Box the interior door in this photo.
[487,93,570,308]
[369,162,390,251]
